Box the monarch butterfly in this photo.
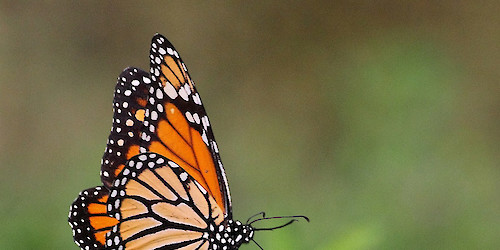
[68,33,307,249]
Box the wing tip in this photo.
[151,33,177,51]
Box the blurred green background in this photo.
[1,1,499,249]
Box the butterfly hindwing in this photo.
[141,34,232,216]
[68,186,118,249]
[100,67,152,188]
[106,153,224,249]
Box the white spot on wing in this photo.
[193,113,200,124]
[178,87,188,101]
[193,93,202,105]
[168,161,179,168]
[202,116,210,130]
[185,111,194,123]
[184,84,191,95]
[201,131,208,145]
[164,83,178,99]
[179,172,188,181]
[151,111,158,120]
[156,88,163,99]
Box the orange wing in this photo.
[100,67,152,188]
[68,186,118,249]
[141,34,232,216]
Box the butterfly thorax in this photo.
[206,219,254,249]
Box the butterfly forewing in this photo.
[100,67,152,188]
[141,34,232,217]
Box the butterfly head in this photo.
[208,219,254,249]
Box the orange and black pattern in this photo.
[69,34,256,249]
[68,186,118,249]
[141,34,231,215]
[100,67,151,188]
[105,153,253,249]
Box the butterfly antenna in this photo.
[251,239,264,250]
[250,215,309,231]
[253,219,297,231]
[246,212,266,224]
[249,215,309,225]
